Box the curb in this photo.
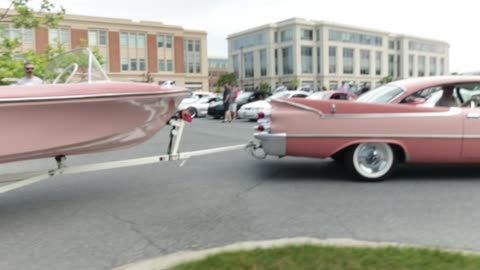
[113,237,480,270]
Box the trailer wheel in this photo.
[346,143,397,181]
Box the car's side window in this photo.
[400,87,442,105]
[455,83,480,108]
[292,94,307,98]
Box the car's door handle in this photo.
[466,112,480,119]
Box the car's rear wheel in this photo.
[187,107,197,118]
[346,143,396,181]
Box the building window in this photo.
[88,31,98,46]
[244,52,254,78]
[166,36,173,48]
[280,29,293,42]
[316,29,320,41]
[130,58,137,71]
[317,47,321,74]
[121,58,128,71]
[301,47,313,74]
[129,33,137,48]
[409,55,414,77]
[195,40,201,52]
[2,25,34,43]
[440,58,445,75]
[159,59,165,72]
[139,58,146,71]
[232,32,267,50]
[158,35,164,48]
[120,32,147,72]
[388,54,395,76]
[389,40,395,50]
[120,32,128,48]
[48,28,71,48]
[329,47,336,74]
[88,30,108,46]
[274,49,279,75]
[375,51,382,75]
[409,41,445,54]
[259,49,267,76]
[233,55,239,78]
[282,47,293,75]
[183,39,202,74]
[418,56,425,77]
[167,60,173,72]
[360,50,370,75]
[301,29,313,40]
[430,57,437,76]
[99,31,107,45]
[137,34,146,49]
[397,55,401,78]
[329,30,382,46]
[274,31,278,43]
[343,48,354,74]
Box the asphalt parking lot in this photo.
[2,118,480,270]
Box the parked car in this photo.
[307,90,357,101]
[250,76,480,181]
[207,91,269,119]
[179,91,216,108]
[238,91,310,120]
[178,96,222,118]
[273,85,313,94]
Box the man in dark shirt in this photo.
[223,82,232,122]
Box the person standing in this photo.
[230,83,240,120]
[16,61,43,85]
[222,82,232,123]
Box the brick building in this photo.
[1,10,209,90]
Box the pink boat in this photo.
[0,48,189,164]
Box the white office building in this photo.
[227,18,449,91]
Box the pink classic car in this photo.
[250,76,480,181]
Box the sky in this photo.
[1,0,478,73]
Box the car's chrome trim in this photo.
[288,134,466,139]
[0,88,190,104]
[270,98,324,117]
[270,98,463,119]
[322,107,462,119]
[254,133,287,156]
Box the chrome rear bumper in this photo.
[253,132,287,157]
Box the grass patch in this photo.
[168,245,480,270]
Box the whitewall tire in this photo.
[346,143,397,181]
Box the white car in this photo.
[179,91,217,108]
[178,96,222,118]
[238,91,310,120]
[272,85,313,95]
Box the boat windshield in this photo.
[43,48,110,84]
[356,84,405,104]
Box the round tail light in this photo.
[258,112,265,119]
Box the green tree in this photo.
[289,76,300,89]
[0,0,65,84]
[216,72,237,92]
[380,75,395,84]
[259,81,271,93]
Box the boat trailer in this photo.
[0,118,257,194]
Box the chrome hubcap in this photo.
[353,143,393,178]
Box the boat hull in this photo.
[0,83,189,164]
